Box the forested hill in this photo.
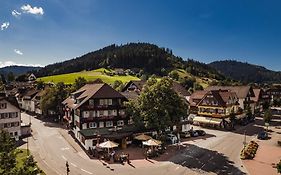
[209,60,281,83]
[35,43,225,80]
[0,65,41,76]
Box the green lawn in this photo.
[38,68,140,84]
[15,149,45,174]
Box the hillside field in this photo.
[37,68,140,84]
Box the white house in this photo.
[0,94,21,140]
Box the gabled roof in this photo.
[122,80,146,92]
[189,90,208,106]
[251,88,262,102]
[23,89,39,99]
[0,96,20,109]
[205,86,254,99]
[172,81,191,97]
[63,83,126,109]
[197,90,238,107]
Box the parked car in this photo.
[180,131,191,138]
[189,130,199,137]
[166,134,178,144]
[257,131,268,140]
[195,130,206,136]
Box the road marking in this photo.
[61,155,67,161]
[61,147,70,151]
[71,162,77,167]
[181,161,186,165]
[175,167,180,170]
[81,168,93,174]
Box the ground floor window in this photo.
[105,121,113,127]
[89,122,97,128]
[117,120,124,126]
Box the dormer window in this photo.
[0,103,7,109]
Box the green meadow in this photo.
[37,68,140,84]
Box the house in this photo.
[205,86,255,114]
[193,90,239,127]
[251,89,270,113]
[0,93,21,140]
[114,68,125,75]
[32,90,45,116]
[21,89,39,113]
[265,87,281,104]
[62,83,134,151]
[27,73,36,82]
[122,80,146,93]
[122,80,191,99]
[188,90,208,114]
[122,79,191,133]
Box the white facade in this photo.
[0,99,21,140]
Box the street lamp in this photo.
[243,130,247,149]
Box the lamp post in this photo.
[66,161,70,175]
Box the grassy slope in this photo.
[176,69,215,88]
[38,68,140,84]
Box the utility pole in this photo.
[66,161,70,175]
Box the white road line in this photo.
[81,168,93,174]
[61,147,70,151]
[175,167,180,170]
[71,162,77,167]
[181,161,186,165]
[61,155,67,160]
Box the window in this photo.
[14,132,18,136]
[89,99,94,106]
[99,110,104,116]
[117,120,124,126]
[105,121,113,127]
[99,122,104,128]
[99,99,104,105]
[89,122,97,128]
[0,103,7,109]
[108,99,112,105]
[108,110,112,116]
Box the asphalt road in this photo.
[21,113,262,175]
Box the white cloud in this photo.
[0,61,43,68]
[1,22,10,31]
[21,4,44,16]
[14,49,23,55]
[12,10,21,18]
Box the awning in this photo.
[193,116,222,125]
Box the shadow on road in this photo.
[170,144,246,175]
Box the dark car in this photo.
[257,131,268,140]
[189,130,199,137]
[195,130,206,136]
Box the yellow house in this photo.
[197,90,239,118]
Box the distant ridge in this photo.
[0,65,42,76]
[209,60,281,83]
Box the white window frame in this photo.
[89,122,97,128]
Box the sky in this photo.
[1,0,281,70]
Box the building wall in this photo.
[0,100,21,140]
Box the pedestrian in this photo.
[127,153,130,164]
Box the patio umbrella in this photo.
[99,140,119,153]
[134,134,152,141]
[99,140,119,148]
[143,138,162,146]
